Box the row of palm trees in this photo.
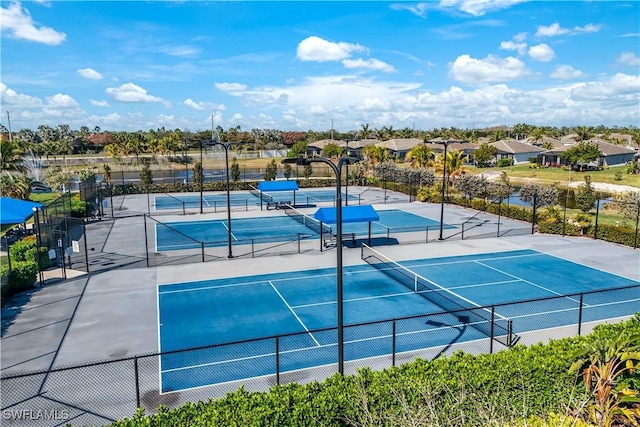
[1,122,638,166]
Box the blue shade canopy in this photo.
[0,197,44,225]
[314,205,379,224]
[257,181,300,192]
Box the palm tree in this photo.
[362,145,388,164]
[406,144,435,168]
[0,138,26,173]
[437,149,467,182]
[575,126,593,142]
[531,127,544,145]
[359,123,371,140]
[104,143,121,160]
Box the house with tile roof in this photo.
[487,139,546,165]
[539,139,637,168]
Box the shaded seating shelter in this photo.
[1,197,43,225]
[314,205,379,247]
[255,181,300,210]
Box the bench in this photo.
[323,233,356,248]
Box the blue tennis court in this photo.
[158,248,639,392]
[155,193,254,210]
[156,209,453,251]
[154,189,358,210]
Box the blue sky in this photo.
[1,1,639,133]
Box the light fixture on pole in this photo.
[282,155,357,375]
[429,138,467,241]
[203,134,233,259]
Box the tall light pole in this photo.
[199,140,204,214]
[32,207,44,287]
[282,156,356,375]
[430,138,467,240]
[344,133,359,206]
[204,137,233,259]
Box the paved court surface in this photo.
[1,187,638,426]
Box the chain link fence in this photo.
[1,283,637,426]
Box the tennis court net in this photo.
[282,203,333,236]
[361,244,515,347]
[249,185,274,204]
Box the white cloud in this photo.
[156,45,201,57]
[500,40,527,55]
[569,73,640,103]
[536,22,569,37]
[449,54,531,84]
[390,3,430,18]
[90,99,109,107]
[183,98,225,111]
[616,52,640,67]
[536,22,602,38]
[296,36,365,62]
[0,82,42,107]
[550,65,584,80]
[46,93,79,108]
[438,0,528,16]
[342,58,396,73]
[214,82,247,92]
[528,43,555,61]
[0,1,66,45]
[105,83,166,104]
[513,32,527,42]
[574,23,601,33]
[77,68,103,80]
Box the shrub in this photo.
[109,317,640,427]
[497,158,514,167]
[9,237,37,262]
[71,199,92,217]
[6,260,37,297]
[25,247,49,270]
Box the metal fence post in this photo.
[593,197,600,240]
[578,294,584,336]
[83,217,90,273]
[143,215,149,268]
[201,242,205,263]
[134,356,141,409]
[490,307,495,354]
[392,320,396,367]
[275,336,280,386]
[634,203,640,249]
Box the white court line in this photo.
[219,220,238,241]
[292,290,415,309]
[269,281,320,347]
[473,260,584,305]
[158,265,377,293]
[402,251,543,270]
[445,279,522,292]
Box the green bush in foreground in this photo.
[110,317,640,427]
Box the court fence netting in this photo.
[2,283,638,426]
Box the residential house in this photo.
[376,138,423,160]
[539,139,637,168]
[489,139,546,165]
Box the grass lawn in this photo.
[29,193,61,204]
[486,164,639,188]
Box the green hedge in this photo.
[1,261,37,305]
[70,199,93,217]
[111,316,640,427]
